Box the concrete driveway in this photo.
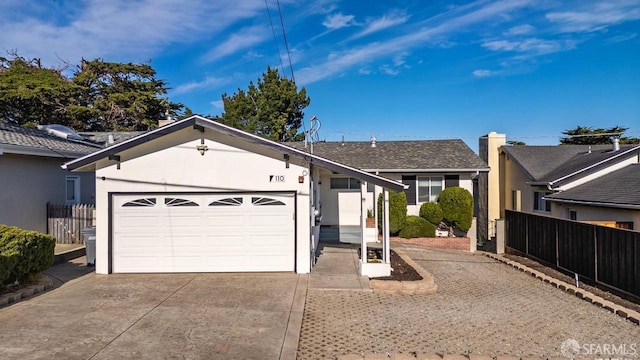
[0,271,306,360]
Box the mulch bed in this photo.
[368,249,423,281]
[505,253,640,314]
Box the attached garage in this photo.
[62,116,405,276]
[112,193,295,273]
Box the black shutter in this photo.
[401,175,416,205]
[445,175,459,188]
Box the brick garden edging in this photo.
[369,249,438,295]
[0,275,54,308]
[391,237,470,252]
[337,353,561,359]
[479,251,640,326]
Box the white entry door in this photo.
[112,193,295,273]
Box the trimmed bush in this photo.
[419,202,444,225]
[438,187,474,232]
[399,216,436,239]
[377,190,407,236]
[0,224,56,285]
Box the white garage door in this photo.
[112,193,295,273]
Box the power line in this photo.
[264,0,285,75]
[276,0,295,83]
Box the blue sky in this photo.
[1,0,639,150]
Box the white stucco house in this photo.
[63,116,405,276]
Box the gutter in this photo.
[0,143,88,159]
[543,197,640,210]
[362,168,491,173]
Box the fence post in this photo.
[594,226,598,283]
[525,214,529,256]
[555,219,560,268]
[496,219,505,254]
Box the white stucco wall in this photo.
[317,170,475,225]
[0,153,95,233]
[92,128,311,274]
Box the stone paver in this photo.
[297,246,640,359]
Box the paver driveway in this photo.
[0,272,303,360]
[297,245,640,359]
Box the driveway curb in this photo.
[369,249,438,295]
[280,274,308,360]
[478,251,640,326]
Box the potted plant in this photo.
[366,209,375,228]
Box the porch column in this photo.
[383,188,390,264]
[361,180,367,267]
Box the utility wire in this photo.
[276,0,295,83]
[265,0,285,75]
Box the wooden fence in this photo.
[46,203,95,244]
[505,210,640,299]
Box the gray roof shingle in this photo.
[502,144,640,185]
[286,140,488,171]
[0,122,102,158]
[545,163,640,208]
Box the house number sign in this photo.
[269,175,285,182]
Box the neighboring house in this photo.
[287,139,489,227]
[0,122,101,233]
[544,163,640,230]
[62,116,405,276]
[481,132,640,232]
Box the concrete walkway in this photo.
[310,243,371,291]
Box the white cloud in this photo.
[482,38,575,55]
[351,10,409,39]
[358,68,371,75]
[380,65,400,76]
[173,76,233,95]
[322,13,355,30]
[607,32,638,42]
[201,25,268,62]
[211,100,224,110]
[0,0,266,66]
[473,69,498,77]
[505,24,535,35]
[297,0,537,84]
[546,1,640,32]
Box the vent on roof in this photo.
[370,136,376,148]
[612,137,620,152]
[38,124,84,141]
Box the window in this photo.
[252,197,285,206]
[123,198,156,207]
[616,222,634,230]
[330,177,360,189]
[417,177,443,203]
[164,198,198,207]
[533,191,551,212]
[65,176,80,205]
[568,210,577,220]
[209,197,243,206]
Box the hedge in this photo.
[399,216,436,239]
[438,187,474,232]
[0,224,56,286]
[377,190,407,236]
[419,202,444,226]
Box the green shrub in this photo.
[377,190,407,236]
[0,225,56,285]
[399,216,436,238]
[438,187,474,232]
[419,202,444,225]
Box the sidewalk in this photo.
[309,243,371,291]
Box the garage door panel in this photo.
[113,193,295,273]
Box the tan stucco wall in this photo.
[92,128,311,274]
[500,152,539,216]
[0,153,95,233]
[480,133,506,224]
[551,203,640,229]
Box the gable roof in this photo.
[62,116,406,191]
[286,140,488,172]
[0,121,102,158]
[545,164,640,209]
[502,144,640,187]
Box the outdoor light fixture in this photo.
[196,138,208,156]
[108,154,121,170]
[284,154,290,168]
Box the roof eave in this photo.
[0,144,86,159]
[544,197,640,210]
[362,168,490,173]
